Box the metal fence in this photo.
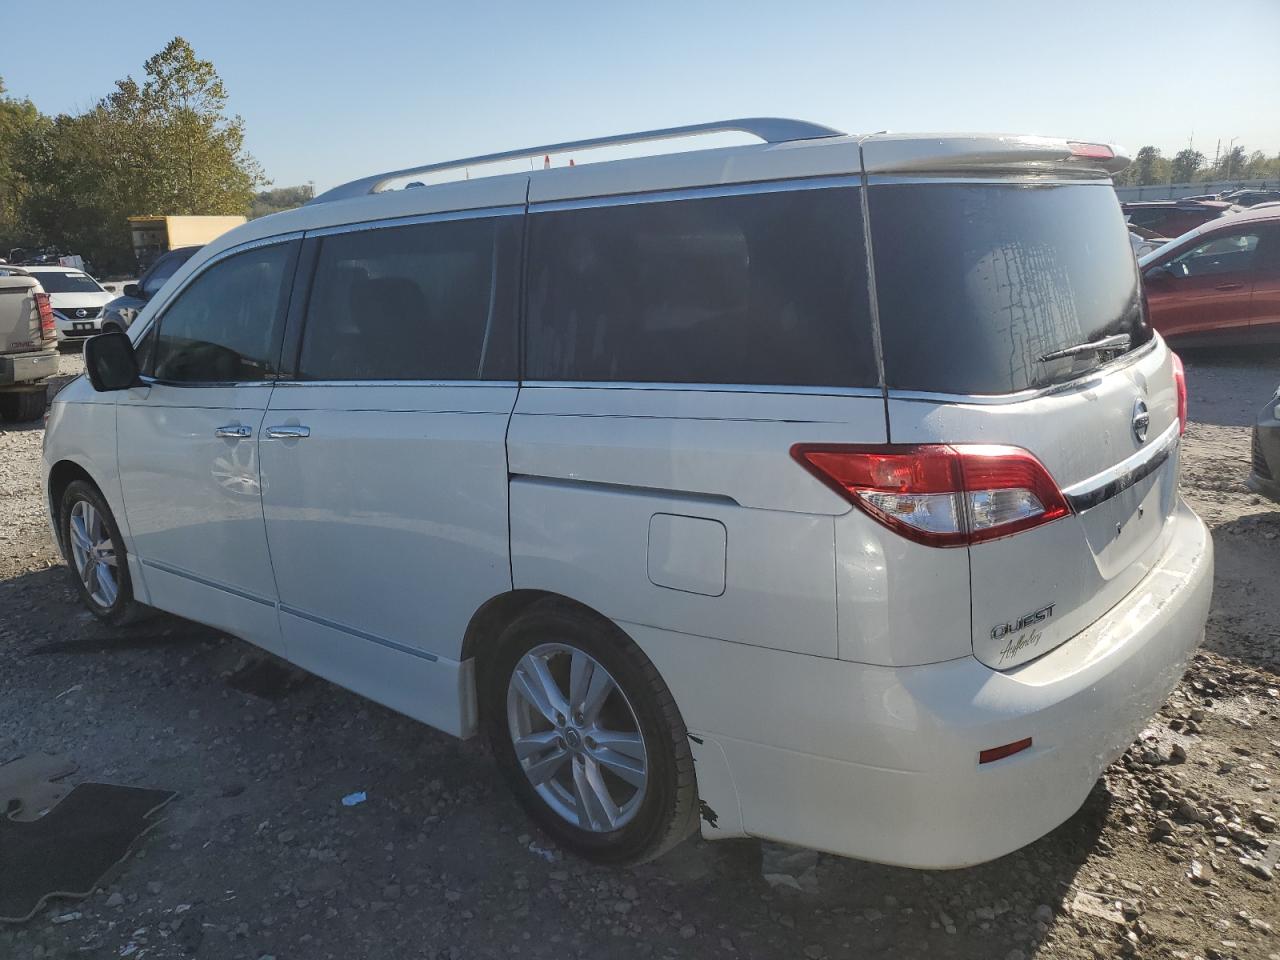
[1114,178,1275,201]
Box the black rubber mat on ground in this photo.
[0,782,176,923]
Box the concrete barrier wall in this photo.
[1114,179,1275,201]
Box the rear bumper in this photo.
[647,499,1213,868]
[0,349,58,387]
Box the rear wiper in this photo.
[1038,333,1131,364]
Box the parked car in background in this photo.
[1140,205,1280,345]
[100,246,201,333]
[46,122,1213,869]
[0,268,58,421]
[1122,199,1231,238]
[17,266,115,344]
[1222,189,1280,209]
[1249,385,1280,503]
[1129,224,1169,258]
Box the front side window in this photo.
[1169,230,1260,278]
[297,214,520,381]
[525,186,878,388]
[152,241,296,383]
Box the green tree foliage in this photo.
[12,38,265,272]
[1215,145,1248,180]
[0,79,47,255]
[1169,148,1205,184]
[250,184,314,219]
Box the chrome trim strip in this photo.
[137,375,275,388]
[886,339,1160,406]
[305,205,524,238]
[866,175,1114,186]
[140,558,276,607]
[518,380,882,398]
[529,175,862,213]
[1062,420,1180,511]
[279,604,439,662]
[273,379,518,388]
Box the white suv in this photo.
[44,120,1213,868]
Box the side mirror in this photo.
[1143,265,1173,282]
[123,283,141,298]
[84,330,140,391]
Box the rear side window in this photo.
[525,186,878,388]
[152,241,297,383]
[297,214,520,381]
[870,183,1150,395]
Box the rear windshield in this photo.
[870,182,1150,395]
[31,271,102,294]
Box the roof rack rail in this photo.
[310,117,845,204]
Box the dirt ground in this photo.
[0,348,1277,960]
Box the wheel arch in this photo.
[47,459,101,556]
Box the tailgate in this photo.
[869,177,1182,670]
[0,276,41,355]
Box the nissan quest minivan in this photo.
[43,120,1213,868]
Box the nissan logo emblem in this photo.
[1131,399,1150,445]
[75,308,87,318]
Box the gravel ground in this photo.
[0,347,1277,960]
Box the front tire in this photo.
[0,387,47,422]
[483,603,698,865]
[59,480,144,626]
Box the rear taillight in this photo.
[34,292,55,341]
[791,444,1071,548]
[1171,352,1188,435]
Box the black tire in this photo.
[0,388,47,422]
[58,479,145,626]
[482,602,698,865]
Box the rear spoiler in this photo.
[861,134,1129,178]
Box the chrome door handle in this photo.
[265,425,310,439]
[214,424,252,439]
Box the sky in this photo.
[4,0,1279,193]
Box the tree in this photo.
[0,78,47,255]
[1169,148,1205,184]
[1216,145,1248,180]
[250,184,314,219]
[1119,146,1169,186]
[16,38,265,271]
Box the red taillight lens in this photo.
[1067,141,1114,160]
[1171,352,1188,435]
[34,292,55,340]
[791,444,1071,548]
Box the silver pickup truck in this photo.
[0,270,59,421]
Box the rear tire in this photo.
[59,479,145,626]
[0,388,47,422]
[483,603,698,865]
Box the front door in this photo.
[1145,224,1262,341]
[1249,223,1280,341]
[116,238,300,655]
[258,209,523,735]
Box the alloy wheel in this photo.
[506,642,648,832]
[68,499,118,608]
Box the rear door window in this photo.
[152,241,297,383]
[870,182,1149,395]
[525,186,878,388]
[296,214,520,381]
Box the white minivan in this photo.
[43,120,1213,868]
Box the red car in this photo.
[1140,206,1280,345]
[1122,199,1231,237]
